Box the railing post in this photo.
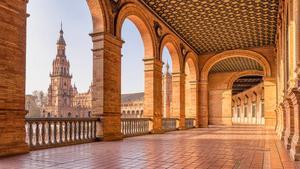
[41,121,45,145]
[28,122,33,147]
[48,122,52,145]
[64,121,69,143]
[59,121,63,144]
[53,121,57,144]
[36,122,40,146]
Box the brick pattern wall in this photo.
[0,0,29,156]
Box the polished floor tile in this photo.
[0,126,299,169]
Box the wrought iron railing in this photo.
[121,118,151,137]
[25,118,99,150]
[162,118,178,131]
[185,118,195,129]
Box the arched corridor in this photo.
[2,0,300,167]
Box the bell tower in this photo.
[46,23,74,117]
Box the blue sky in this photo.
[26,0,171,94]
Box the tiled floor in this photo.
[0,126,299,169]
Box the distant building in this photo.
[43,25,92,118]
[120,62,172,118]
[25,95,43,118]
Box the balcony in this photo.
[24,117,196,150]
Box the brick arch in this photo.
[160,35,182,73]
[86,0,111,33]
[184,52,199,81]
[116,3,156,59]
[227,70,265,90]
[201,50,272,81]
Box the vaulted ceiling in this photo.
[232,75,263,95]
[209,57,263,74]
[142,0,279,54]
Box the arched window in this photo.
[68,112,71,117]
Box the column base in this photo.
[102,133,123,141]
[0,142,29,157]
[199,117,208,128]
[0,110,29,157]
[290,136,300,161]
[151,129,164,134]
[285,134,294,150]
[101,113,123,141]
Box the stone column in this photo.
[0,0,29,157]
[257,96,262,125]
[263,78,277,129]
[280,103,286,140]
[90,32,123,141]
[199,80,208,127]
[189,81,199,126]
[290,0,300,160]
[283,98,294,150]
[144,58,163,133]
[275,107,281,135]
[290,89,300,160]
[171,72,185,129]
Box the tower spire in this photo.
[57,22,66,46]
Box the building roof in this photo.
[121,92,144,103]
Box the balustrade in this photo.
[121,118,151,137]
[162,118,178,131]
[185,118,195,129]
[25,118,98,150]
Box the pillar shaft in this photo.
[284,98,294,150]
[144,58,163,133]
[0,0,29,157]
[172,72,185,129]
[199,81,208,127]
[90,32,123,141]
[189,81,199,126]
[264,78,277,129]
[290,89,300,160]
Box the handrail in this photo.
[25,117,99,150]
[162,118,178,131]
[121,118,151,137]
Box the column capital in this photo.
[89,31,123,47]
[199,80,208,85]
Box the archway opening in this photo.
[231,75,265,125]
[184,58,197,119]
[161,47,173,118]
[26,0,93,118]
[120,17,149,118]
[207,56,266,125]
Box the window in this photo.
[252,103,256,118]
[237,107,240,118]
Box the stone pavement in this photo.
[0,126,299,169]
